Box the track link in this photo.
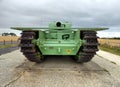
[20,31,45,63]
[74,31,98,63]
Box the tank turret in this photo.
[49,22,72,29]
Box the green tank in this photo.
[11,22,108,63]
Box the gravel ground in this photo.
[0,50,120,87]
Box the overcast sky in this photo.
[0,0,120,37]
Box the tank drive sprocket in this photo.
[73,31,98,63]
[20,31,45,63]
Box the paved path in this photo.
[0,47,19,55]
[0,50,120,87]
[97,50,120,65]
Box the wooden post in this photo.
[3,40,5,45]
[107,39,110,47]
[11,40,13,44]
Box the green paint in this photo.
[11,22,108,55]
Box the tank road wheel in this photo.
[20,31,45,63]
[73,31,98,63]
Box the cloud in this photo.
[97,31,120,38]
[0,0,120,37]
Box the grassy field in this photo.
[0,36,20,42]
[98,39,120,47]
[0,36,19,49]
[0,44,18,49]
[98,38,120,56]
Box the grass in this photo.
[0,36,19,49]
[99,44,120,56]
[0,36,19,42]
[0,44,18,49]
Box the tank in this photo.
[11,22,108,63]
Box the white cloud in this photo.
[97,31,120,38]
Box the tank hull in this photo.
[38,40,81,55]
[11,22,108,63]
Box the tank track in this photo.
[74,31,98,63]
[20,31,45,63]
